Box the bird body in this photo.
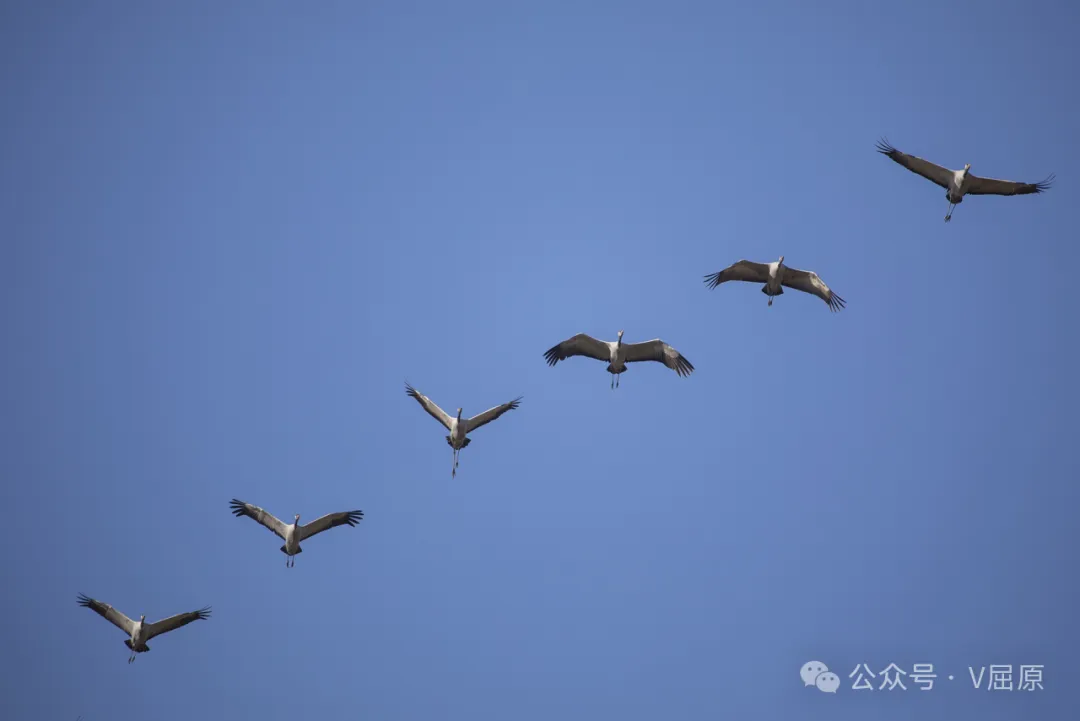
[876,138,1053,222]
[124,618,147,654]
[605,332,627,374]
[543,330,694,388]
[76,594,211,663]
[764,259,784,302]
[283,520,299,557]
[229,500,364,567]
[404,383,522,477]
[704,257,845,312]
[447,410,467,450]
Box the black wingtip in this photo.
[1035,173,1055,192]
[196,606,212,619]
[703,272,721,290]
[543,347,560,366]
[76,593,91,606]
[875,137,896,155]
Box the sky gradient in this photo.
[2,1,1078,720]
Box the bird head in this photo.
[617,330,624,338]
[778,255,785,264]
[294,514,301,524]
[456,408,463,418]
[963,163,971,172]
[139,615,146,623]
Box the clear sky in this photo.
[2,1,1077,720]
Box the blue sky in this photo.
[2,1,1077,719]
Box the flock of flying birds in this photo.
[75,139,1054,664]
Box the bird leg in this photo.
[945,202,954,222]
[610,373,615,390]
[768,297,773,307]
[616,373,620,388]
[452,449,457,478]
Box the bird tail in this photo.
[762,285,783,296]
[605,364,626,374]
[280,545,303,555]
[124,640,149,651]
[445,435,471,448]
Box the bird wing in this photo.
[703,260,771,289]
[621,339,695,377]
[297,510,364,542]
[543,334,612,366]
[229,499,288,540]
[876,138,954,189]
[781,267,846,312]
[465,396,523,432]
[144,607,211,640]
[965,172,1054,196]
[404,382,453,430]
[77,594,135,636]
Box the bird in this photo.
[876,138,1054,222]
[543,331,695,389]
[404,382,522,478]
[229,499,364,567]
[76,593,211,664]
[703,256,845,312]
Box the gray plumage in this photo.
[877,138,1053,222]
[543,331,694,389]
[704,256,845,312]
[77,593,210,663]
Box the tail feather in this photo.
[445,436,471,448]
[279,544,302,555]
[762,285,783,296]
[124,640,149,651]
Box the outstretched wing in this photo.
[703,260,770,290]
[543,334,612,366]
[876,138,954,189]
[621,340,695,377]
[298,510,364,542]
[781,267,846,312]
[229,499,288,540]
[144,607,211,640]
[965,172,1054,196]
[404,382,453,430]
[465,396,523,432]
[77,594,135,636]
